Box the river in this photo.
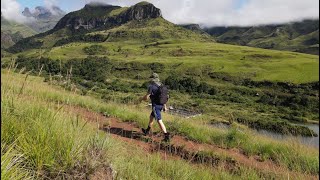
[212,123,319,149]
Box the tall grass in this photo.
[1,144,31,180]
[2,70,319,176]
[1,91,101,178]
[1,70,269,179]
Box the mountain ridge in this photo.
[8,2,212,53]
[22,5,66,33]
[199,19,319,55]
[52,1,162,32]
[1,12,36,49]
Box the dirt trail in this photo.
[64,105,318,180]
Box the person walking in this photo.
[140,73,170,142]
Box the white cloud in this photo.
[81,0,319,27]
[2,0,319,26]
[1,0,35,23]
[44,0,58,7]
[44,0,64,15]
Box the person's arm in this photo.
[139,94,150,102]
[139,85,152,102]
[163,104,168,112]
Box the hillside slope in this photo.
[203,19,319,55]
[8,2,212,53]
[2,70,318,179]
[5,2,318,84]
[1,13,36,49]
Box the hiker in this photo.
[140,73,170,142]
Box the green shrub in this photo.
[83,45,107,55]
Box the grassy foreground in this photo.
[2,71,281,179]
[1,70,319,179]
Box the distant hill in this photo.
[1,6,65,49]
[8,2,212,53]
[1,13,36,49]
[201,20,319,55]
[22,6,66,33]
[179,24,209,35]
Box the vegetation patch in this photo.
[54,34,108,47]
[83,45,107,55]
[234,114,317,137]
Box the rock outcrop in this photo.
[22,6,65,20]
[53,1,162,32]
[22,7,33,17]
[21,6,66,33]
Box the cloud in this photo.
[80,0,319,27]
[44,0,58,7]
[1,0,35,23]
[2,0,319,27]
[44,0,60,15]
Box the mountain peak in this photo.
[53,2,162,31]
[85,2,113,7]
[22,6,65,20]
[22,7,33,17]
[135,1,153,6]
[130,1,162,19]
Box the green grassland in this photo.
[1,70,319,179]
[2,2,319,179]
[5,4,318,83]
[8,39,319,83]
[3,18,319,138]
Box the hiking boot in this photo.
[142,128,150,136]
[162,133,170,142]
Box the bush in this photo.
[235,115,317,137]
[8,37,43,53]
[83,45,107,55]
[165,76,218,95]
[64,56,111,82]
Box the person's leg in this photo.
[155,105,170,142]
[144,114,154,133]
[148,114,154,127]
[157,120,167,133]
[142,108,156,135]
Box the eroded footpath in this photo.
[65,105,318,180]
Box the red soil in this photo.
[64,105,318,180]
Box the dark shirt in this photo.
[148,83,160,105]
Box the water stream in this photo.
[212,123,319,148]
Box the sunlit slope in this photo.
[13,39,319,83]
[5,2,319,83]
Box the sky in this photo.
[1,0,319,27]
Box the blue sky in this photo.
[17,0,44,9]
[234,0,248,10]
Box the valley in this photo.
[1,1,319,179]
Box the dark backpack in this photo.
[155,85,169,105]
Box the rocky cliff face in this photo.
[124,2,162,20]
[22,6,65,20]
[53,2,162,32]
[21,6,66,33]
